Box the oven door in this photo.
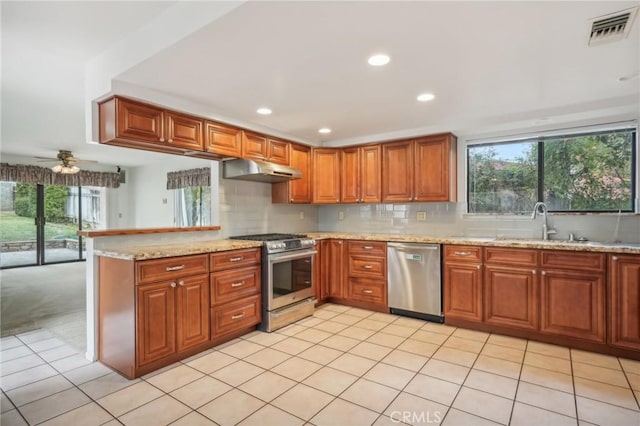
[267,248,316,311]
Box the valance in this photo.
[166,167,211,190]
[0,163,121,188]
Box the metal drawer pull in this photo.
[362,289,374,294]
[454,251,472,256]
[178,280,184,286]
[231,281,245,287]
[304,281,311,285]
[170,282,177,288]
[231,312,245,320]
[230,256,244,262]
[362,265,374,269]
[165,265,185,271]
[363,246,374,250]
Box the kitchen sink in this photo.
[586,241,640,248]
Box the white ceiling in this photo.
[2,1,639,168]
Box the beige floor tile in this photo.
[349,341,393,361]
[239,371,296,402]
[312,397,379,426]
[146,364,204,393]
[198,389,265,425]
[49,353,91,373]
[397,339,439,357]
[20,388,90,425]
[27,337,65,352]
[303,366,359,396]
[319,334,360,352]
[271,356,322,381]
[519,364,574,394]
[63,362,112,385]
[244,347,291,369]
[272,383,334,420]
[410,330,449,345]
[102,419,123,426]
[1,409,27,426]
[1,392,14,413]
[1,346,34,363]
[627,372,640,392]
[0,354,44,376]
[245,331,288,347]
[384,392,448,425]
[432,346,478,368]
[238,404,304,426]
[358,318,392,332]
[443,336,485,353]
[118,395,191,426]
[217,339,264,358]
[39,402,113,426]
[510,402,576,426]
[328,353,377,376]
[320,303,351,313]
[576,396,640,426]
[344,307,374,318]
[185,350,236,374]
[421,322,456,336]
[452,387,513,425]
[341,378,400,412]
[526,341,570,360]
[380,324,417,338]
[276,324,307,336]
[405,373,460,406]
[382,349,429,372]
[271,337,314,355]
[516,381,576,417]
[464,369,518,399]
[79,372,140,400]
[442,408,501,426]
[369,312,399,323]
[572,361,629,388]
[620,358,640,375]
[486,334,527,350]
[420,358,470,385]
[393,317,427,329]
[298,345,343,365]
[5,375,73,406]
[364,363,416,390]
[330,314,364,325]
[211,360,265,386]
[338,326,376,341]
[524,352,572,375]
[474,354,522,379]
[170,411,218,426]
[314,309,340,320]
[170,376,231,409]
[373,414,411,426]
[571,349,621,370]
[451,328,489,342]
[298,316,325,327]
[480,343,525,363]
[0,364,58,391]
[367,332,406,348]
[97,381,163,417]
[294,328,332,344]
[574,377,638,411]
[38,345,80,363]
[313,320,349,334]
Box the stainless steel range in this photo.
[229,233,316,331]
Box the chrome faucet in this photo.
[531,202,557,241]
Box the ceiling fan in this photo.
[36,150,97,174]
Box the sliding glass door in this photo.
[0,182,38,267]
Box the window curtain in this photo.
[166,167,211,190]
[0,163,121,188]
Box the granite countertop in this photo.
[94,240,263,261]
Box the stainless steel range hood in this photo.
[223,158,302,183]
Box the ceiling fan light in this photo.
[52,164,79,174]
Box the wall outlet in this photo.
[417,211,427,221]
[338,211,345,220]
[298,211,305,220]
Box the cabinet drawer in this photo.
[485,247,538,267]
[348,255,386,279]
[136,254,209,284]
[210,266,260,306]
[211,295,261,336]
[348,241,386,256]
[444,245,483,263]
[541,250,605,272]
[210,248,261,272]
[348,279,386,305]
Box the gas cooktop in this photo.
[229,233,307,242]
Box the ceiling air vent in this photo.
[588,7,638,46]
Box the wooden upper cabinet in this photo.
[414,134,456,202]
[272,143,312,204]
[382,140,414,202]
[609,254,640,351]
[164,112,203,151]
[267,139,290,165]
[313,148,341,204]
[341,147,360,203]
[341,145,381,203]
[242,131,269,161]
[204,121,242,157]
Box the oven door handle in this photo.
[269,250,317,263]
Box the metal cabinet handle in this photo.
[532,270,536,274]
[165,265,185,271]
[363,246,374,250]
[170,282,177,288]
[477,265,481,270]
[303,281,311,285]
[304,259,311,263]
[362,289,374,294]
[159,137,165,142]
[167,139,173,143]
[231,281,245,288]
[612,256,618,261]
[454,251,472,256]
[231,312,246,320]
[541,271,547,276]
[362,265,374,269]
[178,280,184,287]
[230,257,244,262]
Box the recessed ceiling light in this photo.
[318,127,332,134]
[368,54,390,66]
[417,93,435,102]
[257,107,272,115]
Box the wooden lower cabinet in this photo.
[609,254,640,351]
[211,294,261,337]
[325,239,346,299]
[484,266,538,330]
[444,262,483,322]
[176,276,210,351]
[136,281,176,367]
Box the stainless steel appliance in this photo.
[229,233,316,331]
[223,158,302,183]
[387,242,443,323]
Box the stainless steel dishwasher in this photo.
[387,242,443,323]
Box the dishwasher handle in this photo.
[387,242,440,251]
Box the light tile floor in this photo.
[1,303,639,425]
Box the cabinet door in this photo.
[360,145,382,203]
[136,282,176,366]
[382,141,413,202]
[444,262,483,322]
[484,266,538,330]
[312,148,341,204]
[414,135,453,201]
[242,131,268,161]
[176,275,210,351]
[289,144,312,203]
[268,139,290,165]
[165,112,203,151]
[540,269,605,343]
[326,240,346,298]
[609,254,640,350]
[341,147,360,203]
[314,240,326,301]
[116,98,164,143]
[205,121,242,157]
